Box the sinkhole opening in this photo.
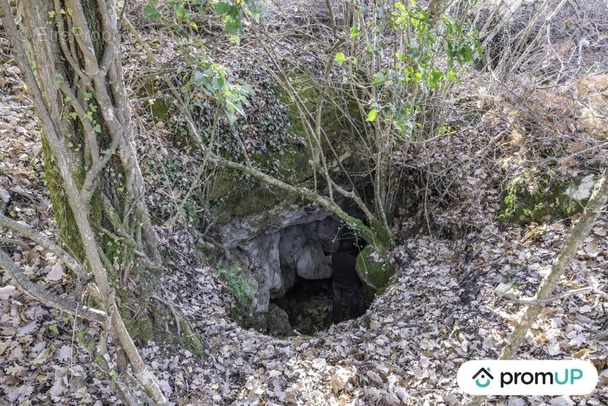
[222,206,377,337]
[271,276,333,335]
[269,272,374,337]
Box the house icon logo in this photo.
[472,367,494,388]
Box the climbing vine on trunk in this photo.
[0,0,194,403]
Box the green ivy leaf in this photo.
[193,70,204,83]
[224,17,241,36]
[225,109,237,124]
[366,109,379,122]
[335,52,346,66]
[246,2,262,23]
[174,4,186,20]
[349,27,360,38]
[54,76,63,90]
[214,2,232,15]
[372,72,385,86]
[143,3,161,20]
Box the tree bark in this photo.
[0,0,168,403]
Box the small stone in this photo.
[267,303,292,337]
[7,66,21,75]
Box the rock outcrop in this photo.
[219,203,342,313]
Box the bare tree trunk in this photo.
[0,0,169,403]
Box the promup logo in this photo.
[458,360,598,395]
[472,368,494,388]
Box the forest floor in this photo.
[2,1,608,405]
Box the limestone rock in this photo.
[219,204,342,313]
[267,303,292,337]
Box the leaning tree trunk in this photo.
[0,0,173,403]
[3,0,168,330]
[465,172,608,406]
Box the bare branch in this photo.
[0,249,106,323]
[0,214,86,280]
[504,286,594,305]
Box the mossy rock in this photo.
[356,245,395,291]
[370,217,395,249]
[209,69,368,224]
[278,72,345,141]
[210,170,300,225]
[135,81,172,122]
[277,71,362,167]
[150,98,170,122]
[215,266,258,315]
[498,175,593,224]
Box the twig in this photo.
[152,294,182,336]
[504,286,595,304]
[0,236,30,251]
[0,214,87,280]
[0,249,107,323]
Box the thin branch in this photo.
[504,286,595,305]
[53,0,93,88]
[0,214,86,280]
[58,81,101,164]
[151,294,182,336]
[0,249,107,323]
[324,0,338,38]
[0,236,30,251]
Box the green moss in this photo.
[208,70,370,225]
[210,169,299,225]
[180,322,205,356]
[124,314,154,343]
[498,175,589,224]
[150,99,171,121]
[138,81,171,122]
[118,287,204,355]
[362,315,372,329]
[215,266,258,320]
[277,71,356,153]
[370,217,394,249]
[41,137,87,262]
[356,245,395,291]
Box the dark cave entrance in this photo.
[270,273,373,336]
[271,276,334,335]
[263,214,374,337]
[224,205,375,337]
